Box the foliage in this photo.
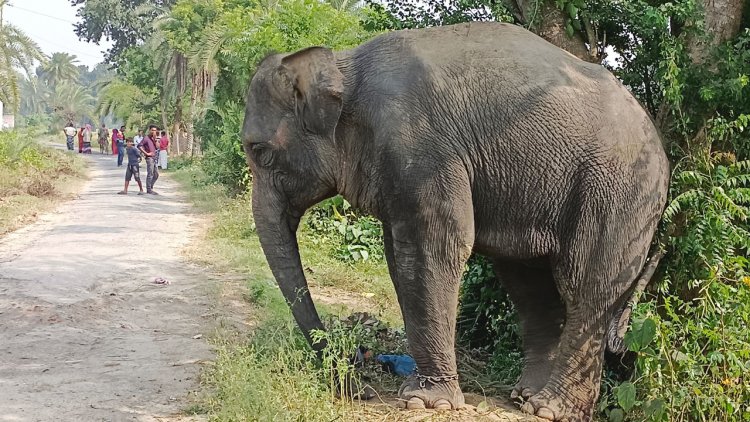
[306,196,384,263]
[70,0,177,64]
[196,102,249,191]
[0,22,46,110]
[456,255,522,385]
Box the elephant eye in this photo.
[251,143,274,167]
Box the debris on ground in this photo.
[377,354,416,376]
[153,277,171,285]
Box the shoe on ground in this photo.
[117,191,127,195]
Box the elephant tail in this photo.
[606,248,666,354]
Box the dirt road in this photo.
[0,153,215,421]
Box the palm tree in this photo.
[0,0,46,110]
[49,82,95,126]
[19,75,50,115]
[96,79,155,128]
[40,52,80,88]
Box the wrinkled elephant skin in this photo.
[241,22,669,422]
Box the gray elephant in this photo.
[241,22,669,422]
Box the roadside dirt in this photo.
[0,153,215,421]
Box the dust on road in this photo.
[0,153,215,421]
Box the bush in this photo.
[457,255,523,386]
[305,196,384,263]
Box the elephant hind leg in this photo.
[493,259,564,401]
[521,244,650,422]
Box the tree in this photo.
[40,52,80,88]
[70,0,176,64]
[0,0,46,110]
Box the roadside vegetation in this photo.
[0,129,85,235]
[73,0,750,420]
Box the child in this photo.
[117,138,144,195]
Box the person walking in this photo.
[63,123,76,151]
[82,124,93,154]
[158,130,169,170]
[97,123,109,154]
[77,126,84,153]
[117,138,144,195]
[138,125,160,195]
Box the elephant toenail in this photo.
[520,402,535,415]
[406,397,426,409]
[510,389,519,399]
[433,399,452,410]
[536,407,556,420]
[521,388,534,399]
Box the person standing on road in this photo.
[158,130,169,170]
[97,123,109,154]
[117,138,144,195]
[77,126,84,153]
[82,124,93,154]
[116,126,126,167]
[138,125,160,195]
[133,129,144,148]
[63,123,76,151]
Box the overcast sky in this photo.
[4,0,111,69]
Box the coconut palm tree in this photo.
[39,52,80,88]
[49,82,95,126]
[0,0,46,110]
[19,75,50,115]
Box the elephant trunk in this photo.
[252,191,326,351]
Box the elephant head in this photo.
[241,47,344,348]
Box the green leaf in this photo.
[644,399,666,420]
[617,381,637,412]
[565,21,574,37]
[609,408,625,422]
[566,3,578,17]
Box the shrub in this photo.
[305,196,384,263]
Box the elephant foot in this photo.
[519,388,592,422]
[398,375,465,410]
[510,367,551,400]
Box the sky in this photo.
[3,0,112,69]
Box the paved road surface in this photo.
[0,153,214,421]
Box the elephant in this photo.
[241,22,669,422]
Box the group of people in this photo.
[63,122,170,196]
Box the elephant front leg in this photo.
[387,216,473,411]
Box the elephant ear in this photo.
[279,47,344,140]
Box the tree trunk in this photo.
[503,0,598,62]
[686,0,745,64]
[173,94,183,156]
[185,84,197,157]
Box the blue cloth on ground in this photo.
[376,354,416,376]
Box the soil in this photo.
[0,153,214,421]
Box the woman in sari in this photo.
[82,124,93,154]
[78,127,84,153]
[111,128,120,156]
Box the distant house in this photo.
[0,100,15,130]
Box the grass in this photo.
[170,159,524,421]
[0,130,87,236]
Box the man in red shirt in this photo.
[159,130,169,170]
